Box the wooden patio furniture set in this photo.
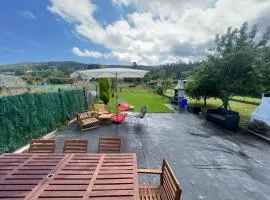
[76,104,111,131]
[76,103,148,131]
[1,138,182,199]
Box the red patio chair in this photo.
[111,113,127,124]
[117,99,135,111]
[118,104,130,111]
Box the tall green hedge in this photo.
[0,89,85,153]
[98,78,111,104]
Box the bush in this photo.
[47,77,73,84]
[0,89,85,153]
[100,91,109,104]
[98,78,111,104]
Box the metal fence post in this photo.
[83,87,88,109]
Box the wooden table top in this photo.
[0,153,139,200]
[99,113,114,119]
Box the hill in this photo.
[0,61,197,82]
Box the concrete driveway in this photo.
[54,112,270,200]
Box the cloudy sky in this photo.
[0,0,269,65]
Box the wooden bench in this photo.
[76,111,98,120]
[28,139,56,153]
[77,113,100,131]
[63,139,88,153]
[138,159,182,200]
[98,136,122,153]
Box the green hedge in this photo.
[0,89,85,153]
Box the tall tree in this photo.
[211,23,267,109]
[187,22,270,110]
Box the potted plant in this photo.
[187,103,201,114]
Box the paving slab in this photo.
[54,111,270,200]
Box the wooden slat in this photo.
[45,185,88,191]
[0,191,29,197]
[63,140,89,153]
[137,168,162,174]
[132,154,139,200]
[90,190,133,197]
[99,170,133,174]
[95,178,133,184]
[93,184,133,190]
[37,198,81,200]
[0,185,34,191]
[50,180,90,185]
[39,191,85,197]
[89,197,133,200]
[13,170,50,175]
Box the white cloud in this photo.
[72,47,143,63]
[48,0,270,64]
[72,47,102,58]
[19,10,37,20]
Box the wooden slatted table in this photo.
[0,153,139,200]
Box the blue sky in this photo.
[0,0,269,65]
[0,0,123,64]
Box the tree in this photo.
[186,22,270,110]
[98,78,111,104]
[210,23,269,109]
[132,62,137,69]
[185,62,219,106]
[156,70,173,98]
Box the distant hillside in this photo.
[0,61,157,72]
[0,61,90,71]
[0,74,26,87]
[0,61,197,81]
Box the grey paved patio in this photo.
[54,112,270,200]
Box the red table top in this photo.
[0,153,139,200]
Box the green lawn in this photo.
[232,96,261,104]
[104,88,258,126]
[108,91,173,113]
[188,98,258,126]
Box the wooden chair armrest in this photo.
[137,168,162,174]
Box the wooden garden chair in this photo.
[138,159,182,200]
[28,139,56,153]
[98,136,122,153]
[76,111,98,122]
[63,139,88,153]
[76,113,100,131]
[94,104,110,115]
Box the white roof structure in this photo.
[251,94,270,126]
[175,80,186,90]
[70,68,149,80]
